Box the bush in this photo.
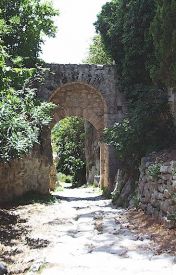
[147,163,161,179]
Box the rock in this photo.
[0,263,8,275]
[172,181,176,191]
[160,174,172,181]
[163,189,171,199]
[160,200,171,214]
[158,185,164,193]
[29,259,46,273]
[163,217,176,229]
[147,204,154,215]
[137,234,151,241]
[160,165,172,174]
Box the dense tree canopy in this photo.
[95,0,156,92]
[150,0,176,86]
[95,0,176,192]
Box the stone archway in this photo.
[37,63,125,195]
[49,82,107,190]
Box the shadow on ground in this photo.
[54,194,104,202]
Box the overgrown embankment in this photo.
[95,0,176,206]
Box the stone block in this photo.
[147,204,154,215]
[160,200,172,214]
[158,185,164,193]
[160,174,172,181]
[163,189,171,199]
[160,165,171,174]
[172,181,176,191]
[163,217,176,229]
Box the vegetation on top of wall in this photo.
[0,0,58,161]
[84,35,113,65]
[51,117,86,187]
[95,0,176,204]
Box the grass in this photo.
[57,172,72,183]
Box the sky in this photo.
[41,0,109,64]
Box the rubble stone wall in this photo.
[139,154,176,228]
[0,154,51,203]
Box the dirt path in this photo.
[1,185,176,274]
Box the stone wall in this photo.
[0,129,55,203]
[0,64,124,202]
[0,154,52,203]
[38,63,125,192]
[139,151,176,228]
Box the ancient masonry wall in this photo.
[139,154,176,228]
[0,155,51,203]
[0,129,55,203]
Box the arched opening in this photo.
[49,82,106,190]
[51,117,100,190]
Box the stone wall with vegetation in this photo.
[0,154,51,203]
[139,151,176,228]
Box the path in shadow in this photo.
[54,194,103,202]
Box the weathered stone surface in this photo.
[138,155,176,228]
[40,64,125,193]
[0,263,7,275]
[0,154,51,203]
[0,64,125,202]
[163,189,171,199]
[160,165,172,174]
[172,181,176,191]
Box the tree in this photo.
[0,0,58,161]
[150,0,176,86]
[95,0,156,92]
[0,77,55,161]
[52,117,86,187]
[0,0,59,67]
[95,0,175,205]
[84,35,112,64]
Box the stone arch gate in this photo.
[38,64,125,193]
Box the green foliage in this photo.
[150,0,176,86]
[52,117,86,187]
[84,35,112,64]
[96,1,176,206]
[0,74,55,161]
[104,86,174,169]
[95,0,156,91]
[0,2,58,161]
[147,163,161,179]
[57,173,72,183]
[0,0,59,67]
[96,0,175,173]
